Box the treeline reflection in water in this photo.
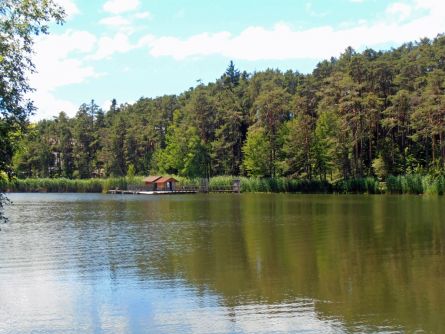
[1,193,444,333]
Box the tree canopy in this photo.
[1,0,65,221]
[12,34,445,182]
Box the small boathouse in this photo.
[143,176,162,190]
[110,176,241,195]
[155,177,177,191]
[143,176,178,191]
[110,175,188,195]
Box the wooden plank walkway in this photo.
[208,189,236,193]
[108,189,197,195]
[109,184,241,195]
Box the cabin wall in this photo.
[156,182,176,191]
[144,183,157,191]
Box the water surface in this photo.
[1,193,444,333]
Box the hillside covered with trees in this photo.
[13,34,445,181]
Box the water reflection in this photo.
[0,193,444,333]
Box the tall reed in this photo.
[3,177,131,193]
[385,174,445,195]
[4,175,445,195]
[239,177,331,193]
[333,177,380,194]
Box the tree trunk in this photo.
[432,135,436,163]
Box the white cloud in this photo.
[386,2,412,21]
[55,0,79,19]
[414,0,445,11]
[100,99,112,112]
[305,2,328,18]
[147,31,231,60]
[142,1,445,61]
[30,92,78,120]
[28,27,139,119]
[29,30,99,118]
[32,57,97,89]
[103,0,140,14]
[31,30,97,90]
[99,15,131,27]
[138,34,156,47]
[90,33,136,60]
[134,11,151,19]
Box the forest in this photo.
[12,34,445,182]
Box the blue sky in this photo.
[29,0,445,120]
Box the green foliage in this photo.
[253,87,291,176]
[208,176,234,191]
[372,155,388,180]
[154,116,208,178]
[101,113,127,176]
[127,163,135,179]
[333,178,381,194]
[242,127,272,177]
[211,89,243,175]
[313,110,339,180]
[1,177,133,193]
[1,0,65,221]
[1,1,65,175]
[4,175,445,195]
[282,114,316,178]
[101,177,130,193]
[9,36,445,191]
[223,60,241,87]
[385,174,445,195]
[239,177,331,193]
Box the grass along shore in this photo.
[1,175,445,195]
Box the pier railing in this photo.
[175,185,200,192]
[114,180,241,194]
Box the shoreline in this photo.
[1,175,444,195]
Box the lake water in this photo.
[0,193,444,333]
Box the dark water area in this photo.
[1,193,444,333]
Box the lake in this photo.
[0,193,444,333]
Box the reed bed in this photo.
[208,176,331,193]
[208,176,234,191]
[2,174,445,195]
[2,177,130,193]
[386,175,445,195]
[333,177,381,194]
[205,176,331,193]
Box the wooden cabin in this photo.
[155,177,178,191]
[143,176,178,191]
[143,176,162,191]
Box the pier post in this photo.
[233,179,241,193]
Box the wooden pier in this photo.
[108,189,198,195]
[108,178,241,195]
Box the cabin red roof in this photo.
[155,177,178,184]
[143,176,162,183]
